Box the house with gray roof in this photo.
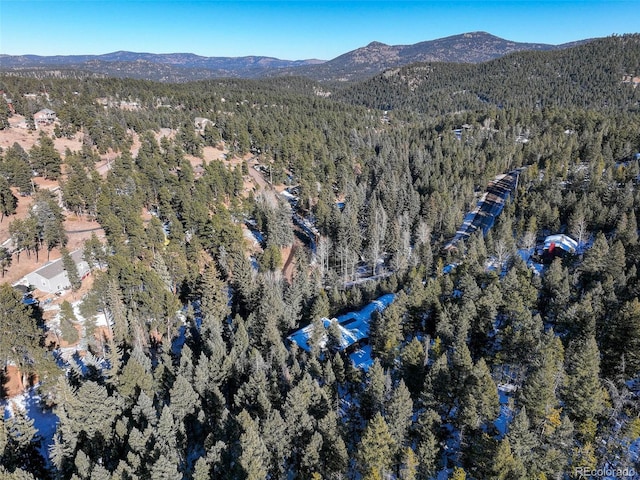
[23,250,89,294]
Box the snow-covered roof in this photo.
[544,234,578,253]
[287,293,396,353]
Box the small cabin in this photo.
[543,234,578,260]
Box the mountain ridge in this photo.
[0,31,597,82]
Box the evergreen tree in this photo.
[385,380,413,452]
[416,408,440,479]
[399,447,419,480]
[506,408,538,473]
[563,335,605,439]
[260,410,289,478]
[0,246,12,277]
[358,412,396,479]
[4,406,42,475]
[301,431,323,478]
[461,358,500,431]
[0,176,17,222]
[400,337,425,398]
[317,410,348,477]
[489,438,526,480]
[59,300,80,345]
[169,373,198,424]
[149,454,182,480]
[31,190,67,260]
[237,410,270,480]
[0,284,56,389]
[29,132,62,180]
[603,298,640,378]
[61,247,81,291]
[362,359,388,420]
[83,233,106,269]
[520,332,565,433]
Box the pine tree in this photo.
[0,284,56,389]
[31,190,67,260]
[385,380,413,451]
[374,300,404,366]
[0,466,37,480]
[450,466,467,480]
[237,410,270,480]
[74,449,91,478]
[541,257,571,324]
[65,380,123,445]
[260,410,289,478]
[580,232,609,285]
[118,346,154,400]
[169,373,198,423]
[90,463,111,480]
[192,455,211,480]
[301,431,323,477]
[149,454,182,480]
[469,358,500,429]
[0,176,17,222]
[603,298,640,378]
[317,410,348,477]
[520,332,565,431]
[30,132,62,180]
[0,246,12,277]
[59,300,80,345]
[489,438,526,480]
[399,447,419,480]
[506,408,537,472]
[4,406,42,474]
[416,408,440,479]
[563,335,605,438]
[362,359,388,420]
[400,337,426,398]
[154,405,179,463]
[358,412,396,479]
[235,352,273,419]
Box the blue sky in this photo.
[1,1,638,59]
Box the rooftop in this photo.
[30,250,84,280]
[288,293,396,353]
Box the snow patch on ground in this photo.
[2,388,59,467]
[50,301,108,363]
[349,345,374,371]
[495,384,516,438]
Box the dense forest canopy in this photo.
[0,34,639,480]
[334,34,640,114]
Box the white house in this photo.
[23,250,90,294]
[33,108,57,128]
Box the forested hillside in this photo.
[0,35,639,480]
[334,34,640,114]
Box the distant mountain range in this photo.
[276,32,590,82]
[0,32,594,83]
